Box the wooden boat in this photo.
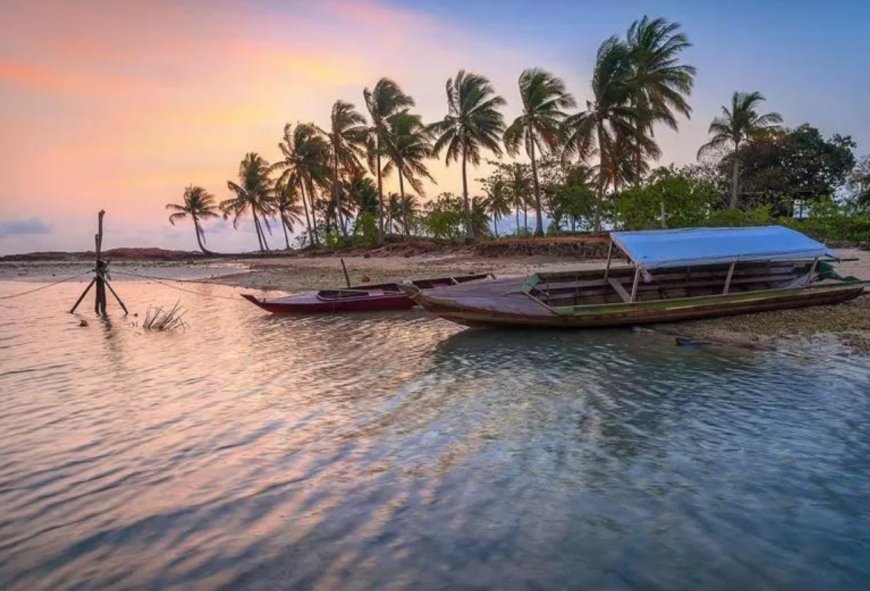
[241,273,490,314]
[405,227,867,328]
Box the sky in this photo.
[1,0,868,254]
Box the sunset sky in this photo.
[1,0,868,254]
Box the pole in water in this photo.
[340,258,351,288]
[70,210,127,317]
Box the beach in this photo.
[2,246,868,352]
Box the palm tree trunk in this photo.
[332,148,346,238]
[306,182,320,245]
[398,169,410,238]
[252,212,265,252]
[515,207,520,234]
[593,122,606,231]
[256,209,271,251]
[281,212,291,250]
[492,213,499,238]
[523,207,528,232]
[297,178,314,247]
[730,140,740,209]
[529,136,543,236]
[462,145,473,241]
[376,142,385,245]
[192,215,209,254]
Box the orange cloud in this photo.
[0,59,140,97]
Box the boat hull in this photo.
[241,292,413,314]
[412,283,866,328]
[242,273,491,314]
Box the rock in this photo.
[79,319,89,327]
[360,275,371,283]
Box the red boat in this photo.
[241,273,491,314]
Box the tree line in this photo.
[166,15,867,253]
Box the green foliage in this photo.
[779,199,870,242]
[702,206,773,227]
[735,124,856,210]
[352,212,379,247]
[323,229,352,250]
[421,193,466,242]
[615,169,719,230]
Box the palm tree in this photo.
[399,193,420,235]
[347,173,379,217]
[385,192,400,234]
[363,78,415,244]
[430,70,506,240]
[166,185,219,254]
[470,196,492,238]
[381,112,435,237]
[322,100,368,237]
[272,123,330,245]
[221,153,275,252]
[563,37,642,230]
[482,177,511,238]
[625,16,695,185]
[504,68,576,236]
[274,178,304,249]
[698,91,783,208]
[506,163,532,233]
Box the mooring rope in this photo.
[0,270,92,300]
[110,269,244,301]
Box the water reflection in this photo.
[0,281,869,590]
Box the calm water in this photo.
[1,279,869,590]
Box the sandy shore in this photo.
[3,248,868,353]
[195,248,870,354]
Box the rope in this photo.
[110,269,243,301]
[0,270,92,300]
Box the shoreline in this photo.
[2,249,869,354]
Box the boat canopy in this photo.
[610,226,835,271]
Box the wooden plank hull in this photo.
[242,273,490,314]
[411,282,866,328]
[241,292,414,314]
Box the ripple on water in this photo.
[0,280,869,590]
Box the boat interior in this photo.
[525,261,821,308]
[315,274,491,301]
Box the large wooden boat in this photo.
[405,227,867,329]
[241,273,490,314]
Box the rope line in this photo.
[0,270,92,300]
[110,269,243,301]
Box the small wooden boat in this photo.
[242,273,490,314]
[405,227,867,328]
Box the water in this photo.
[1,279,869,590]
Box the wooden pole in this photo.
[94,210,107,316]
[340,258,351,288]
[104,279,129,315]
[70,210,126,316]
[806,257,819,287]
[603,239,614,280]
[70,278,96,313]
[722,261,736,294]
[630,266,641,303]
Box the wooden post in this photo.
[340,258,351,288]
[70,210,127,316]
[603,239,614,280]
[806,257,819,287]
[660,201,667,228]
[70,278,96,313]
[94,210,107,316]
[630,267,641,303]
[722,261,736,294]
